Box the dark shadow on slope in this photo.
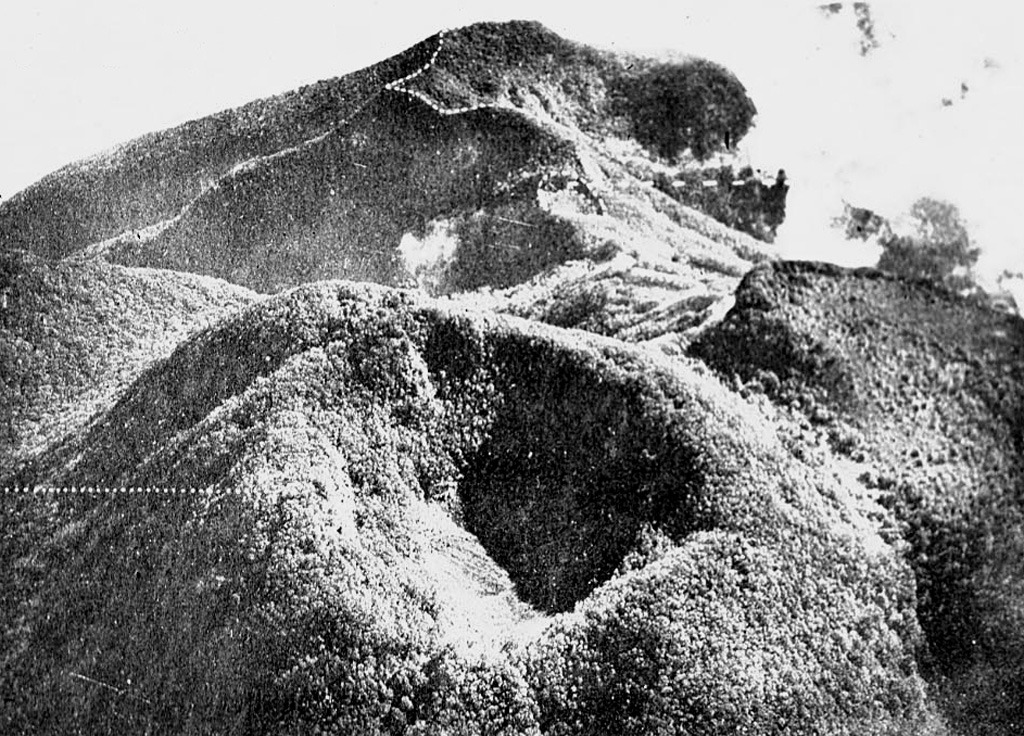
[4,281,939,733]
[397,20,617,132]
[439,207,587,293]
[19,279,720,617]
[612,60,757,162]
[0,35,442,258]
[449,334,709,614]
[13,279,720,627]
[654,166,788,243]
[106,92,584,294]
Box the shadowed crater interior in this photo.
[451,336,708,614]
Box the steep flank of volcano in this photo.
[1,249,256,470]
[5,19,990,735]
[692,261,1024,733]
[0,21,767,348]
[2,280,937,734]
[0,34,443,258]
[390,21,755,159]
[0,19,759,260]
[94,94,590,293]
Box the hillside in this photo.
[0,33,444,259]
[693,262,1024,733]
[2,281,939,734]
[1,249,257,471]
[0,21,774,347]
[1,19,1022,735]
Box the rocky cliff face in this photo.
[1,19,1020,735]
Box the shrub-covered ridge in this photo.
[2,278,940,734]
[692,260,1024,734]
[0,20,773,352]
[0,249,256,469]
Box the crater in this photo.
[450,337,707,614]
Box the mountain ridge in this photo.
[2,18,1021,735]
[1,278,939,733]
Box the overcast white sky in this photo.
[1,1,1021,278]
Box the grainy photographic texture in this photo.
[1,8,1021,735]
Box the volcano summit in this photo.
[1,20,1021,735]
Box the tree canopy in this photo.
[627,60,758,161]
[877,197,980,291]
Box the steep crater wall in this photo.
[3,280,936,734]
[455,334,708,613]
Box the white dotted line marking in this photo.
[121,24,609,265]
[379,26,608,214]
[4,486,219,494]
[383,27,505,117]
[384,28,449,92]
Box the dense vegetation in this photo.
[0,36,441,259]
[0,250,256,470]
[654,166,788,242]
[2,280,938,734]
[4,18,1020,734]
[621,60,758,161]
[692,261,1024,734]
[876,197,980,293]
